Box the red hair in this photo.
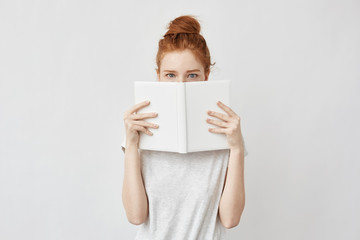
[156,15,215,74]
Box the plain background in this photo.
[0,0,359,239]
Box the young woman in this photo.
[121,15,248,240]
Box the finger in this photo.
[130,112,158,120]
[216,101,237,117]
[207,110,231,122]
[132,124,153,136]
[127,100,151,115]
[208,127,226,134]
[134,120,159,129]
[206,118,229,128]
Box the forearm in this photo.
[219,147,245,229]
[122,144,148,225]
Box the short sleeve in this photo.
[244,141,248,157]
[242,133,249,157]
[121,134,126,154]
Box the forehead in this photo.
[160,49,204,71]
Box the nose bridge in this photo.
[177,74,185,82]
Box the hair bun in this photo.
[164,15,201,37]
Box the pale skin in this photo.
[122,49,246,228]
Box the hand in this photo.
[206,101,244,151]
[123,100,159,147]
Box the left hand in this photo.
[206,101,244,151]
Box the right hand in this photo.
[123,100,159,148]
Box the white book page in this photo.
[185,80,231,152]
[134,81,179,152]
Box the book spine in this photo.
[177,83,187,153]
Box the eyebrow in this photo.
[163,69,201,73]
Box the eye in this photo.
[166,73,175,78]
[188,73,198,78]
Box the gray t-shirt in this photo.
[121,140,248,240]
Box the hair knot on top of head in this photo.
[164,15,201,36]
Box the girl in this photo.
[121,15,248,240]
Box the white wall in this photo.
[0,0,359,239]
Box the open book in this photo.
[121,80,248,154]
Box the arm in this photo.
[122,144,149,225]
[121,100,158,225]
[218,147,245,229]
[206,100,247,229]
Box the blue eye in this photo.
[166,73,175,78]
[188,73,198,78]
